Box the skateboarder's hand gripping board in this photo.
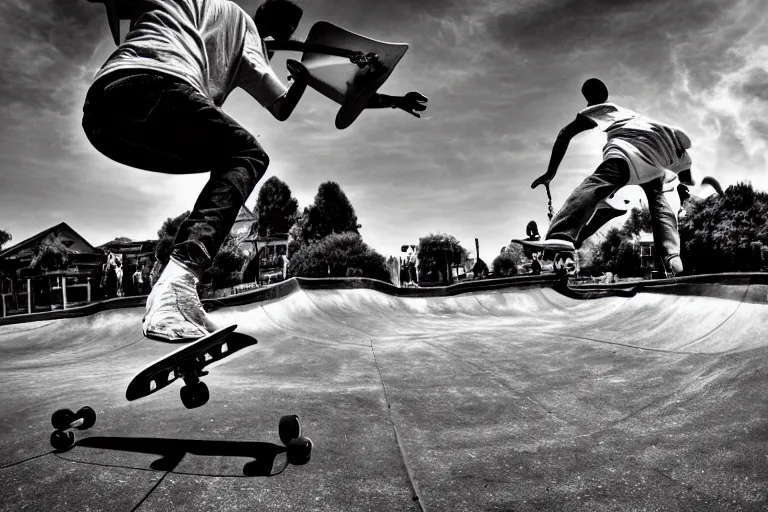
[286,59,310,83]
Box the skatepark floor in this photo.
[1,277,768,511]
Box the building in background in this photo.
[0,222,105,315]
[241,232,290,284]
[230,205,259,257]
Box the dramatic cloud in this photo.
[0,0,766,256]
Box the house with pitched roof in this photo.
[0,223,105,315]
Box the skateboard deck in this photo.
[300,21,409,129]
[126,325,256,407]
[510,239,578,276]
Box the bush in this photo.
[679,181,768,273]
[492,252,519,276]
[202,236,246,290]
[287,232,390,282]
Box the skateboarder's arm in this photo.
[267,60,308,121]
[366,92,428,117]
[531,114,596,189]
[264,59,310,121]
[239,30,306,121]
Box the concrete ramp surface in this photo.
[1,275,767,511]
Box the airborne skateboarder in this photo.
[82,0,427,341]
[530,78,694,275]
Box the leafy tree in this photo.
[492,252,519,276]
[202,234,246,289]
[576,238,601,276]
[29,234,69,271]
[287,212,308,257]
[503,243,525,265]
[298,182,361,244]
[417,233,469,283]
[0,229,11,250]
[584,205,652,276]
[287,232,389,282]
[679,181,768,273]
[105,236,133,244]
[255,176,299,237]
[620,207,652,238]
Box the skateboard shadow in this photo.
[155,330,258,348]
[74,436,287,476]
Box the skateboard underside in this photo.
[126,324,253,402]
[301,21,408,129]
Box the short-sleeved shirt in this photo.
[93,0,287,109]
[579,103,692,185]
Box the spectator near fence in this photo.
[133,266,143,296]
[141,264,152,294]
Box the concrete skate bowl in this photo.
[1,273,767,511]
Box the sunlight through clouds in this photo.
[1,0,766,257]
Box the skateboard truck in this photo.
[350,51,383,69]
[266,40,384,69]
[176,358,211,409]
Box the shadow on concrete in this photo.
[71,436,289,477]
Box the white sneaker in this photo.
[142,257,218,341]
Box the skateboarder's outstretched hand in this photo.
[531,172,554,189]
[392,92,428,118]
[286,59,310,84]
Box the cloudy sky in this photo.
[1,0,767,259]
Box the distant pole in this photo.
[26,279,32,314]
[475,238,480,261]
[61,276,68,310]
[87,278,92,303]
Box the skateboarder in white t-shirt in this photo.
[82,0,427,341]
[531,78,694,275]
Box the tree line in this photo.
[2,180,766,289]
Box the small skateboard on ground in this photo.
[50,406,97,451]
[510,239,578,277]
[126,325,257,409]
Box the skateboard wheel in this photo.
[76,406,96,430]
[51,409,75,431]
[50,430,75,451]
[278,415,301,445]
[286,436,313,465]
[180,382,210,409]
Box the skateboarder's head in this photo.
[581,78,608,105]
[254,0,303,41]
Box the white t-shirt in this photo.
[94,0,287,109]
[579,103,692,185]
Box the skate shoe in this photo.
[142,257,218,342]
